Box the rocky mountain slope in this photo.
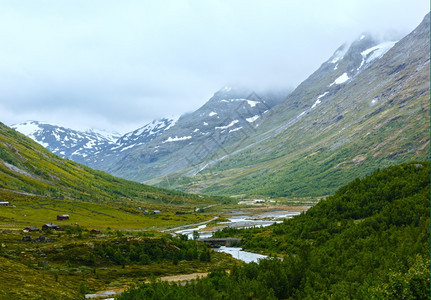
[105,86,279,181]
[11,118,177,168]
[0,121,215,205]
[153,13,430,197]
[12,87,285,178]
[11,121,120,164]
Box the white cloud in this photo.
[0,0,428,133]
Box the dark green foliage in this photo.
[118,162,430,299]
[49,235,210,268]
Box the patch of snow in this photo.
[87,128,121,143]
[311,99,321,109]
[298,111,306,117]
[164,116,179,131]
[222,86,232,92]
[203,122,208,126]
[12,121,41,138]
[246,115,259,123]
[371,98,378,105]
[220,100,229,103]
[311,92,329,109]
[229,127,242,133]
[361,41,397,59]
[72,148,84,156]
[246,100,259,107]
[120,144,136,152]
[52,132,61,141]
[334,63,338,70]
[360,34,366,40]
[193,128,200,133]
[209,112,217,117]
[163,136,192,143]
[317,91,329,100]
[215,120,239,130]
[329,73,349,86]
[357,41,397,71]
[83,140,96,149]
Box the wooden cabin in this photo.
[42,224,61,231]
[57,214,69,221]
[23,226,40,232]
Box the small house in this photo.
[0,202,10,206]
[57,214,69,221]
[151,210,161,214]
[42,223,61,231]
[23,226,40,232]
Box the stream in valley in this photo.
[174,209,303,263]
[86,206,308,299]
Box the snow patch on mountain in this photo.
[215,120,239,130]
[312,91,329,109]
[330,73,349,86]
[229,127,242,133]
[246,100,259,107]
[120,144,136,152]
[12,121,43,139]
[357,41,397,70]
[246,115,259,123]
[163,136,192,143]
[86,128,121,143]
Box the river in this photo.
[174,209,302,263]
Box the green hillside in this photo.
[119,162,430,299]
[0,122,228,230]
[0,122,238,299]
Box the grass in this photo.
[0,230,240,299]
[0,190,214,231]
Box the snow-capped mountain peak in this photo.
[85,128,121,143]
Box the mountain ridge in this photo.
[151,12,430,197]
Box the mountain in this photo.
[105,86,278,181]
[153,13,430,197]
[0,121,215,206]
[87,117,178,170]
[11,117,178,169]
[10,14,429,199]
[11,121,121,165]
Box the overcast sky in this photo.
[0,0,428,134]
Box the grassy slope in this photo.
[0,122,239,298]
[0,122,231,230]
